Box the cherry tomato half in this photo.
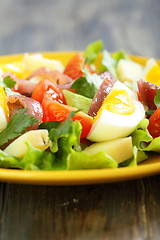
[64,52,93,80]
[32,79,65,104]
[42,93,93,139]
[148,107,160,138]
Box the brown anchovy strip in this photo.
[88,72,116,117]
[7,94,43,130]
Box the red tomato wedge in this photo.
[64,53,85,80]
[42,93,93,139]
[63,52,93,80]
[148,107,160,138]
[32,79,65,104]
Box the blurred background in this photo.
[0,0,160,57]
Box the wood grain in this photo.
[0,0,160,239]
[1,176,160,240]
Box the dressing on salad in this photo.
[0,40,160,170]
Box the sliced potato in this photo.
[83,136,133,164]
[22,53,64,72]
[4,129,50,158]
[117,59,143,83]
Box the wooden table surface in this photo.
[0,0,160,239]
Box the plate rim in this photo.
[0,160,160,185]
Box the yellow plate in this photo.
[0,52,160,185]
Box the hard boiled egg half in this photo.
[0,85,8,132]
[87,81,145,142]
[143,58,160,86]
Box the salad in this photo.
[0,40,160,171]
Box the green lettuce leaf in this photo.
[131,118,160,153]
[39,121,60,132]
[84,40,104,63]
[0,150,22,169]
[131,118,153,150]
[112,50,128,62]
[71,68,103,99]
[0,142,64,170]
[101,49,128,78]
[0,75,20,96]
[39,112,82,168]
[0,75,16,88]
[62,89,92,114]
[21,142,57,170]
[119,146,148,167]
[0,109,38,147]
[154,89,160,108]
[136,150,148,163]
[67,151,118,170]
[142,137,160,153]
[102,50,117,78]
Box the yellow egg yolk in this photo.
[96,89,135,119]
[0,85,9,118]
[146,64,160,85]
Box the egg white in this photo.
[0,106,8,132]
[87,81,145,142]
